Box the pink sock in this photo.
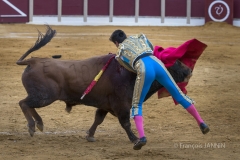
[134,116,145,138]
[186,104,204,125]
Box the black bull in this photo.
[16,25,192,143]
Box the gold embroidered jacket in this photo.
[115,33,153,72]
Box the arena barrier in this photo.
[0,0,240,26]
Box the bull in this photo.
[16,25,192,143]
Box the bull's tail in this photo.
[16,25,56,65]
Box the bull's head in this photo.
[167,60,192,83]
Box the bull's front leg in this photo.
[86,109,108,142]
[117,110,138,143]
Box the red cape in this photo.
[153,39,207,104]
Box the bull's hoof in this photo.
[86,135,96,142]
[132,138,139,144]
[133,137,147,150]
[65,107,72,113]
[28,128,35,137]
[36,123,44,132]
[27,124,35,137]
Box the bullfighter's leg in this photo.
[151,56,210,134]
[86,109,108,142]
[19,99,36,136]
[131,59,156,150]
[28,108,44,132]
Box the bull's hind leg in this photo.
[28,108,44,132]
[19,96,52,136]
[86,109,108,142]
[19,99,37,136]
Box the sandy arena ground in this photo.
[0,22,240,160]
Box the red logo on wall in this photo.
[205,0,233,25]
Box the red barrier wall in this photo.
[192,0,206,17]
[34,0,57,15]
[234,0,240,18]
[114,0,135,16]
[139,0,161,16]
[166,0,187,17]
[0,0,28,23]
[23,0,240,18]
[1,0,240,23]
[89,0,109,15]
[62,0,83,15]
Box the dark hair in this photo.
[109,29,127,44]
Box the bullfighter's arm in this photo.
[115,56,136,73]
[115,45,136,73]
